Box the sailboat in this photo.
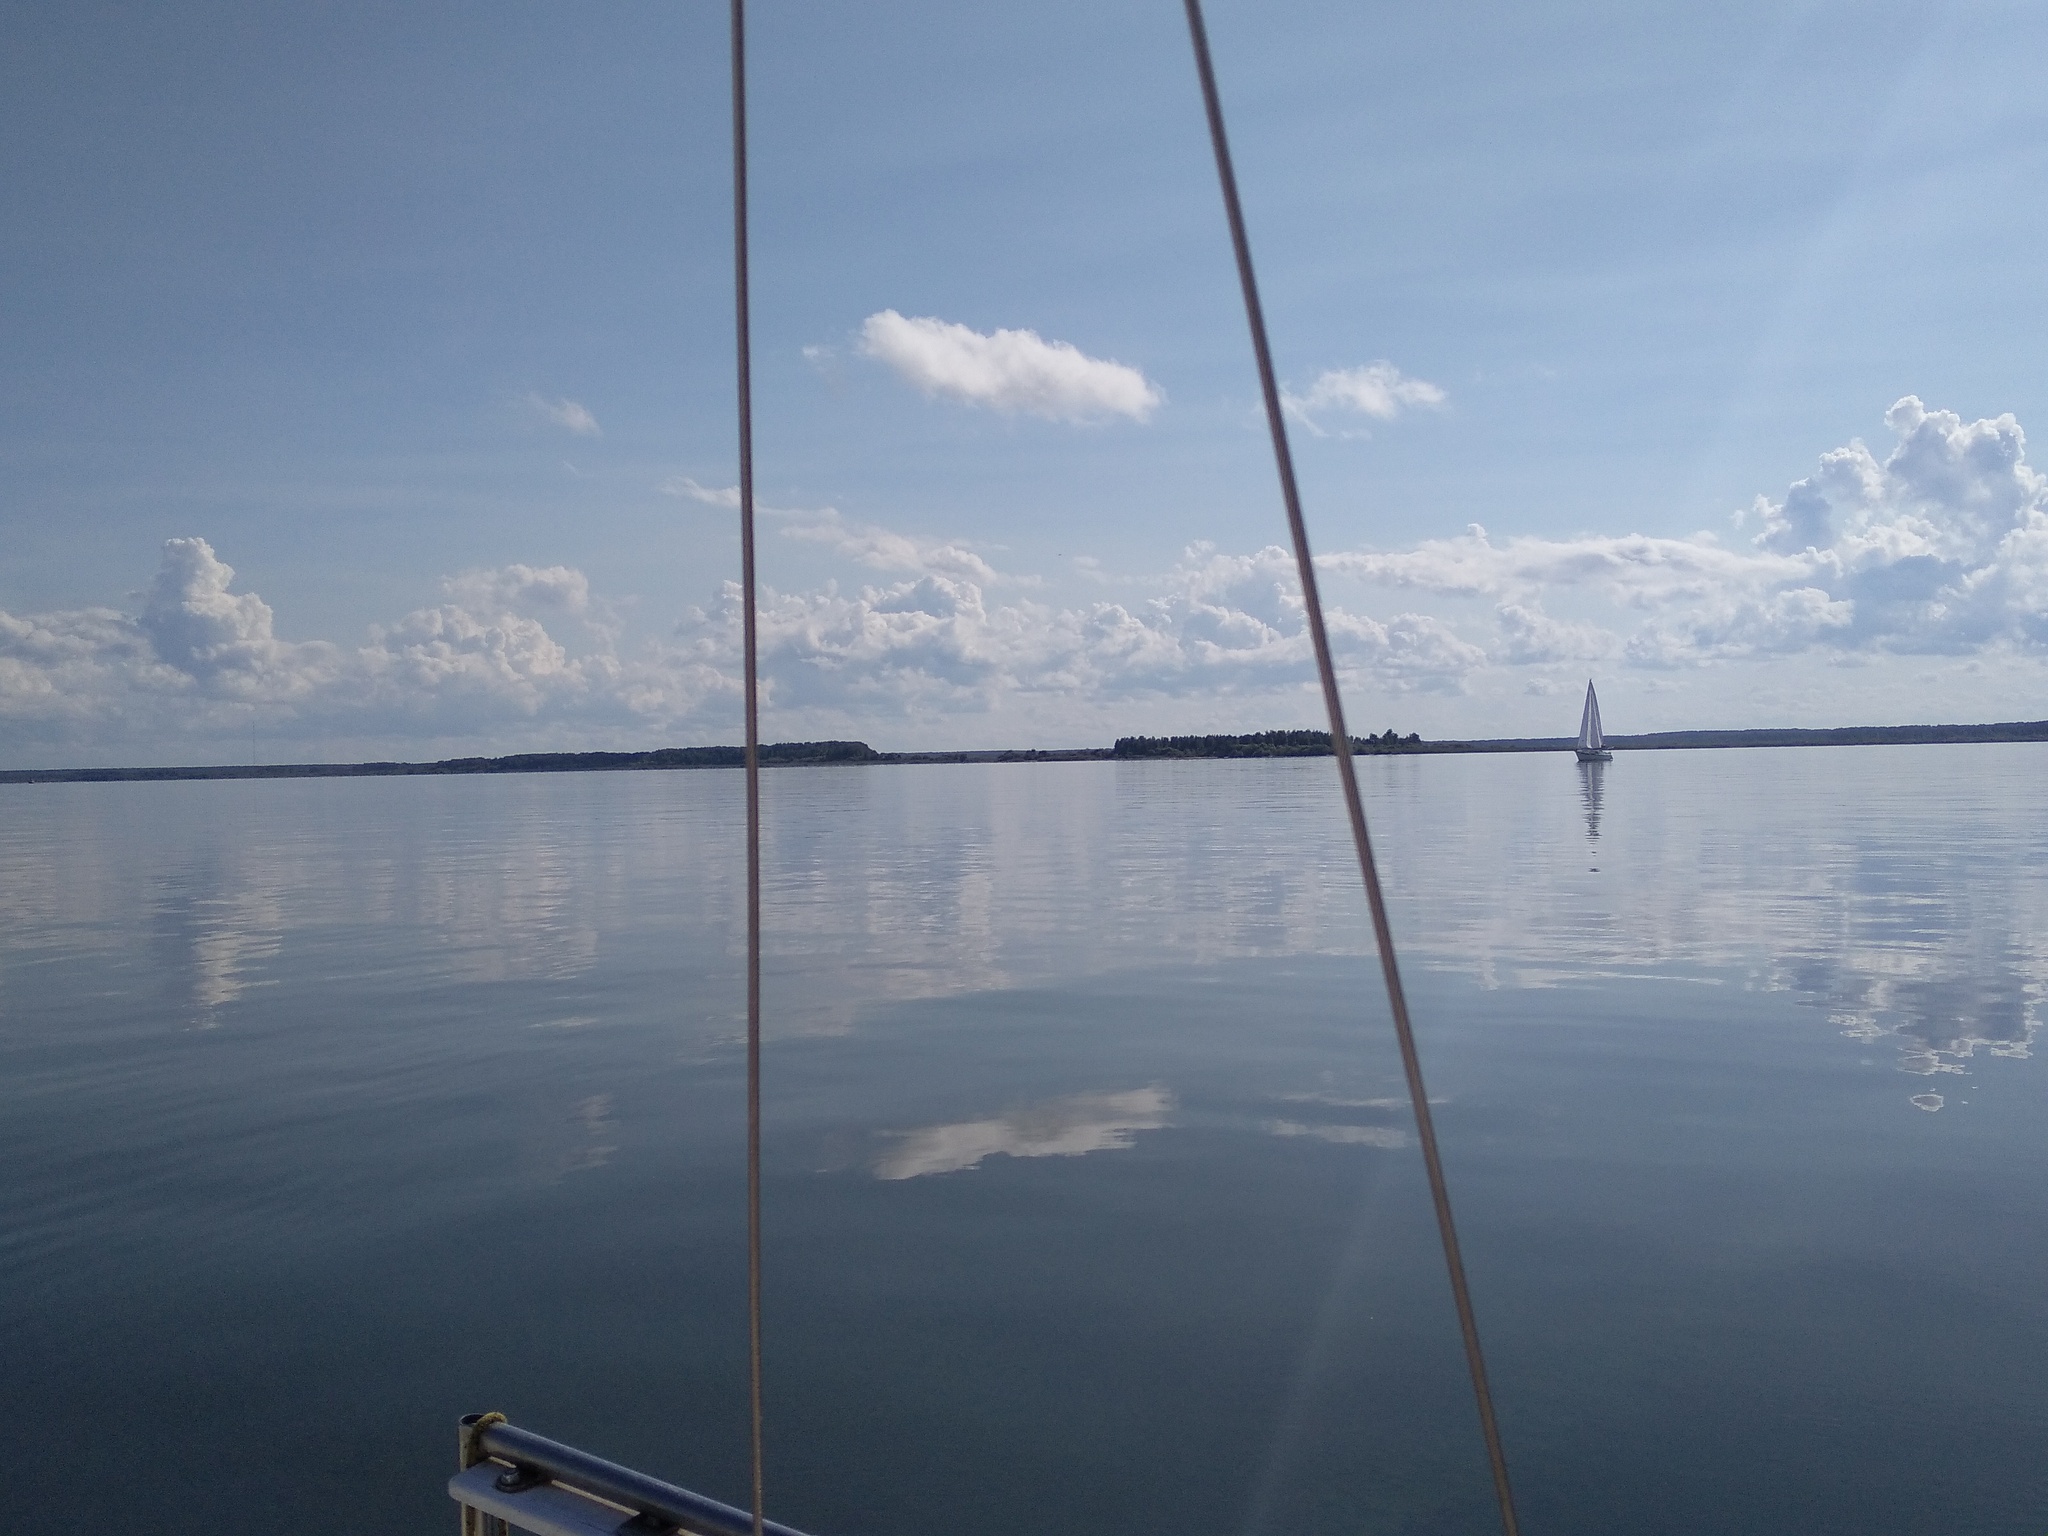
[1576,679,1613,763]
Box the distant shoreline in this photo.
[3,720,2045,786]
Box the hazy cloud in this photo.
[441,564,591,617]
[1284,362,1446,433]
[781,509,999,586]
[659,476,739,508]
[1324,525,1801,604]
[1495,602,1622,665]
[658,478,826,522]
[858,310,1162,423]
[526,394,601,436]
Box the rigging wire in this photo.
[1178,6,1523,1533]
[729,3,767,1535]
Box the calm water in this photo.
[3,747,2045,1535]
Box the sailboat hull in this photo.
[1576,747,1612,762]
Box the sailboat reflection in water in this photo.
[1576,678,1614,763]
[1578,757,1605,844]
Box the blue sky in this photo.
[4,0,2046,765]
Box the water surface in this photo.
[2,746,2044,1534]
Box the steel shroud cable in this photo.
[729,4,766,1534]
[1179,5,1521,1532]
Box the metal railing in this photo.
[453,1415,818,1536]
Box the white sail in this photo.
[1578,680,1604,752]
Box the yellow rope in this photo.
[464,1411,507,1468]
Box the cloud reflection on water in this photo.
[746,749,2045,1092]
[874,1086,1173,1180]
[3,748,2040,1096]
[1268,1121,1408,1148]
[151,877,283,1027]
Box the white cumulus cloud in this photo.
[0,539,680,761]
[1318,397,2048,668]
[857,310,1163,424]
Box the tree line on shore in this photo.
[1111,729,1422,758]
[16,719,2048,786]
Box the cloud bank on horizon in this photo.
[3,398,2045,765]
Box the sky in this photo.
[3,0,2046,766]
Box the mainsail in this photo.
[1578,680,1605,753]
